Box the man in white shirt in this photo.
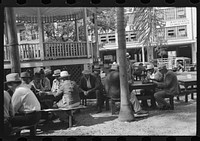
[51,69,61,95]
[5,73,41,127]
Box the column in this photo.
[94,7,99,62]
[75,18,79,41]
[37,8,45,60]
[5,7,21,74]
[83,8,90,58]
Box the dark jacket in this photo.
[79,74,100,92]
[157,71,179,95]
[104,70,120,98]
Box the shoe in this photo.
[134,110,149,118]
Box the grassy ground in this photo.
[20,94,196,136]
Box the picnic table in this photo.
[177,74,197,102]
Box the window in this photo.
[177,26,187,37]
[156,28,165,38]
[165,8,175,20]
[166,27,176,38]
[176,7,186,19]
[19,29,26,41]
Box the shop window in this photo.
[165,8,176,20]
[166,27,176,38]
[177,26,187,37]
[176,7,186,19]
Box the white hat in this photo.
[126,53,131,58]
[146,65,154,70]
[59,71,71,79]
[110,64,119,70]
[52,69,61,77]
[82,70,92,74]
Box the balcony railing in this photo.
[4,42,92,62]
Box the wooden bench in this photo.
[110,94,175,114]
[40,105,86,127]
[80,96,110,110]
[177,87,197,102]
[11,124,37,136]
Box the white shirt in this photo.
[12,85,41,114]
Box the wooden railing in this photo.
[4,42,92,62]
[43,42,88,59]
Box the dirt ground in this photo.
[19,94,197,136]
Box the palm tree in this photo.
[5,7,21,74]
[130,7,167,61]
[117,7,134,122]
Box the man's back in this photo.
[12,86,41,114]
[104,71,120,98]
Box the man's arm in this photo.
[54,85,64,102]
[11,90,22,114]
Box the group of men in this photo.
[4,55,180,135]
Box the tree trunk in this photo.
[117,8,134,122]
[5,7,21,74]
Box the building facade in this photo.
[99,7,197,65]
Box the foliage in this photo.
[130,7,167,58]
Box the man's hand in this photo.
[152,80,158,86]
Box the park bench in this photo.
[40,105,86,127]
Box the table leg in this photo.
[191,85,194,99]
[185,93,188,103]
[69,111,73,127]
[111,100,115,115]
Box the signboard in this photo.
[166,19,190,27]
[104,55,113,61]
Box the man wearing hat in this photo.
[79,69,103,113]
[153,63,179,110]
[104,64,148,117]
[5,73,41,127]
[126,52,133,83]
[53,71,80,122]
[51,69,62,95]
[40,69,51,91]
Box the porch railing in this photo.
[4,42,91,62]
[43,42,88,59]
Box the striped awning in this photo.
[13,7,96,23]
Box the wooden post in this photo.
[94,7,99,62]
[37,8,45,60]
[5,7,21,74]
[75,18,79,41]
[117,8,134,122]
[83,8,90,58]
[142,45,145,64]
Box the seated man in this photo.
[40,69,51,91]
[79,69,103,113]
[51,69,62,95]
[4,90,14,135]
[5,73,41,127]
[134,63,146,80]
[104,64,148,117]
[53,71,80,123]
[153,64,179,110]
[140,64,163,108]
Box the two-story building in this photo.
[99,7,197,65]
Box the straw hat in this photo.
[82,70,92,75]
[52,69,61,77]
[20,72,31,78]
[5,73,22,84]
[59,71,71,79]
[44,69,52,75]
[146,65,154,70]
[126,52,131,58]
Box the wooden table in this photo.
[178,77,197,102]
[129,82,156,101]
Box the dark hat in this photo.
[20,72,31,78]
[82,70,92,74]
[52,69,61,77]
[5,73,21,84]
